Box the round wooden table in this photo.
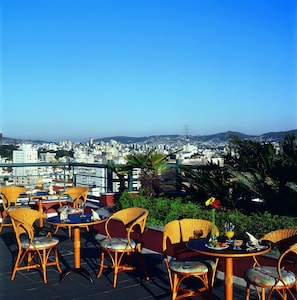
[47,213,106,282]
[187,238,271,300]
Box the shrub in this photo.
[117,191,297,238]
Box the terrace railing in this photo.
[0,160,186,200]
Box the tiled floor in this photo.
[0,223,287,300]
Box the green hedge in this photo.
[117,191,297,239]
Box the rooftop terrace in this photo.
[0,217,285,300]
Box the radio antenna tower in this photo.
[184,125,190,141]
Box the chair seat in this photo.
[169,258,215,274]
[100,237,137,250]
[22,236,59,249]
[244,266,296,287]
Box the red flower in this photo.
[211,199,221,209]
[205,197,221,209]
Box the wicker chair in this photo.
[56,186,89,236]
[162,219,220,300]
[10,208,62,283]
[244,229,297,300]
[97,207,149,287]
[0,185,30,232]
[58,186,89,212]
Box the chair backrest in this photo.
[277,242,297,278]
[59,186,89,209]
[105,207,149,240]
[9,208,44,246]
[261,229,297,254]
[163,218,219,257]
[0,186,27,210]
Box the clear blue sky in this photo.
[1,0,296,142]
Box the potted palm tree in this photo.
[125,149,173,199]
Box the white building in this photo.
[13,145,38,187]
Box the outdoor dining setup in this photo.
[0,185,297,300]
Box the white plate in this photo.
[205,243,229,250]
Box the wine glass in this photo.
[224,220,235,244]
[79,202,86,219]
[233,239,243,250]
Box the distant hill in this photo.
[1,137,53,144]
[2,129,297,144]
[259,130,297,141]
[96,130,297,144]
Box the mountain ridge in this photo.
[2,129,297,144]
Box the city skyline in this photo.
[2,0,297,142]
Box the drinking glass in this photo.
[79,202,86,219]
[224,220,235,244]
[233,239,243,250]
[60,210,69,222]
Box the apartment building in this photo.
[13,144,38,187]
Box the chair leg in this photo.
[171,273,179,300]
[112,252,120,288]
[11,251,22,280]
[164,260,174,291]
[245,284,251,300]
[97,249,148,288]
[97,251,105,279]
[97,250,120,287]
[210,258,219,287]
[41,249,48,284]
[206,275,213,300]
[0,212,8,232]
[53,226,59,235]
[54,247,62,273]
[261,287,266,300]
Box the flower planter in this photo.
[100,193,115,207]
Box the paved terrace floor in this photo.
[0,223,287,300]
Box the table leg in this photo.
[74,227,81,268]
[225,257,233,300]
[38,200,44,227]
[60,226,93,283]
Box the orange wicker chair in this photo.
[244,229,297,300]
[162,219,220,300]
[260,229,297,253]
[56,186,89,236]
[97,207,149,287]
[0,185,30,232]
[10,208,62,283]
[58,186,89,212]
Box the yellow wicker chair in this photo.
[97,207,149,287]
[245,229,297,300]
[163,219,220,300]
[56,186,89,236]
[261,229,297,253]
[10,208,62,283]
[0,185,30,232]
[58,186,89,212]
